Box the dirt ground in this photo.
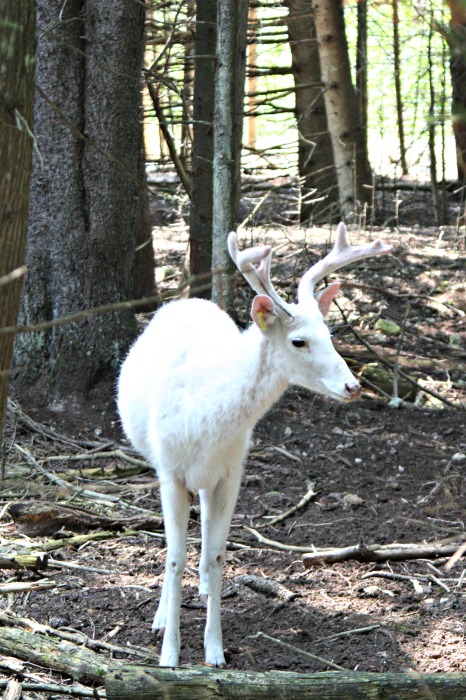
[1,221,465,694]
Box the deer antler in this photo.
[298,222,393,305]
[228,232,294,316]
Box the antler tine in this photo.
[298,222,393,305]
[227,232,293,315]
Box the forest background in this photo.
[0,0,465,685]
[1,0,465,454]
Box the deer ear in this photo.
[251,295,277,332]
[315,282,341,317]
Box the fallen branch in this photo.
[243,526,317,553]
[8,501,163,536]
[238,575,298,603]
[302,541,464,568]
[0,611,159,663]
[0,579,60,594]
[0,680,104,698]
[22,530,139,553]
[444,540,466,572]
[256,482,317,529]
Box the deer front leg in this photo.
[199,469,242,667]
[153,478,190,667]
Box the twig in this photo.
[256,482,317,529]
[48,558,115,575]
[249,631,347,671]
[315,624,381,643]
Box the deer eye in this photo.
[292,338,306,348]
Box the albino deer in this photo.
[117,222,392,667]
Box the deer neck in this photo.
[237,324,288,427]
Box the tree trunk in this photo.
[313,0,372,220]
[133,116,156,305]
[445,0,466,181]
[356,0,367,156]
[212,0,249,308]
[188,0,217,297]
[0,2,35,453]
[15,0,145,401]
[285,0,338,223]
[392,0,407,176]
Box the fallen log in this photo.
[303,541,464,568]
[0,623,464,700]
[8,501,163,536]
[0,625,119,684]
[105,665,466,700]
[0,552,48,570]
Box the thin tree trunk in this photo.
[356,0,367,154]
[0,2,35,458]
[247,5,259,150]
[392,0,407,176]
[427,6,443,225]
[313,0,372,220]
[189,0,217,298]
[285,0,338,223]
[212,0,249,308]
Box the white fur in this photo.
[117,287,360,667]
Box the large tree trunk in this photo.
[445,0,466,181]
[15,0,146,402]
[313,0,372,220]
[0,2,35,452]
[188,0,217,298]
[285,0,338,223]
[212,0,249,308]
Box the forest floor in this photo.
[1,219,465,697]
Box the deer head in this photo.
[228,222,393,402]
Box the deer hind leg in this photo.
[152,477,191,667]
[199,468,242,667]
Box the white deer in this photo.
[117,222,392,667]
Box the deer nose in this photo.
[345,382,361,400]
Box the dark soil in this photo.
[1,223,465,691]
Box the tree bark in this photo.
[313,0,372,220]
[212,0,249,308]
[14,0,145,400]
[285,0,338,223]
[0,2,35,454]
[188,0,217,298]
